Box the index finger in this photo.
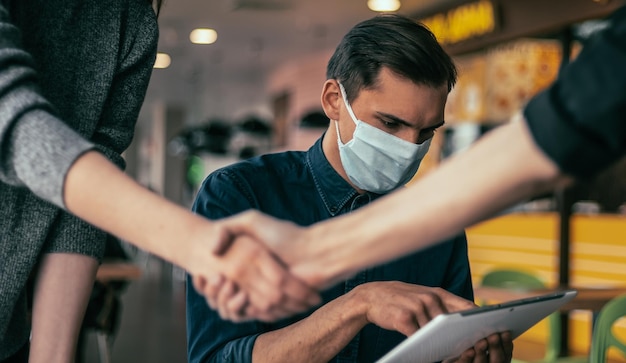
[432,288,477,312]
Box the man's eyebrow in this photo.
[376,111,445,130]
[376,111,413,127]
[422,120,446,131]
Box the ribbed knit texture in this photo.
[0,0,157,358]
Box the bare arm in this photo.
[252,282,478,363]
[63,151,320,315]
[220,116,570,290]
[252,287,365,363]
[65,151,220,271]
[291,115,570,287]
[297,6,626,285]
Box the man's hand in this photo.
[349,282,476,336]
[445,332,514,363]
[351,282,513,362]
[188,223,320,322]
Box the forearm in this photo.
[252,291,367,363]
[63,151,218,271]
[301,116,568,287]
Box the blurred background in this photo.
[84,0,626,362]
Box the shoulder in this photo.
[192,151,309,220]
[216,150,308,182]
[194,151,307,203]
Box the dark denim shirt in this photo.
[187,137,474,363]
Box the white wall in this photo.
[266,49,333,150]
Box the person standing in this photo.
[0,1,159,361]
[0,1,316,362]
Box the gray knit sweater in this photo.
[0,0,157,358]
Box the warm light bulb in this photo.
[154,52,171,69]
[190,28,218,45]
[367,0,401,12]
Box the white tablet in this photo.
[376,289,577,363]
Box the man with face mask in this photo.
[186,14,513,363]
[335,81,432,194]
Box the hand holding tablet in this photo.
[377,290,578,363]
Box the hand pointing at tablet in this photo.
[348,282,512,362]
[350,282,475,336]
[351,282,513,362]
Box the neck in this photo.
[321,125,366,194]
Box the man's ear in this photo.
[321,80,341,121]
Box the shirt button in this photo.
[330,206,337,213]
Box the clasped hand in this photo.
[191,210,326,322]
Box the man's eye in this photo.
[382,121,400,129]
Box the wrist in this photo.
[342,284,371,326]
[296,224,354,288]
[171,214,221,275]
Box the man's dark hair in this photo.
[326,14,457,101]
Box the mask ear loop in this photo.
[338,82,359,125]
[334,119,345,145]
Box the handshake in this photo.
[187,210,335,323]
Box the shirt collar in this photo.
[306,134,369,216]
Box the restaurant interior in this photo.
[81,0,626,362]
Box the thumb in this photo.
[209,223,236,255]
[192,274,207,293]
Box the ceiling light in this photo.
[367,0,401,12]
[190,28,218,45]
[154,52,171,69]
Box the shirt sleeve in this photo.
[523,5,626,179]
[0,4,94,208]
[442,233,475,302]
[187,168,264,363]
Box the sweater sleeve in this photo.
[0,4,95,208]
[91,0,157,169]
[523,5,626,179]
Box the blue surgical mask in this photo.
[336,82,431,193]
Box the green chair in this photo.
[589,293,626,363]
[480,269,563,362]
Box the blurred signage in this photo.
[420,0,497,45]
